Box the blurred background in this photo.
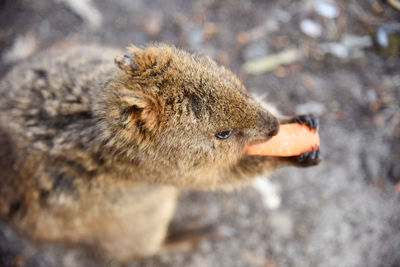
[0,0,399,266]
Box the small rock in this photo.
[377,27,391,48]
[314,0,339,19]
[318,34,372,59]
[319,42,348,58]
[375,23,400,58]
[300,19,322,38]
[342,34,373,48]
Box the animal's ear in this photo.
[112,88,164,136]
[114,45,172,76]
[114,53,137,75]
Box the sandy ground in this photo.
[0,0,400,266]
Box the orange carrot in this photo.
[246,123,320,157]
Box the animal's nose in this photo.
[267,118,279,138]
[257,111,280,139]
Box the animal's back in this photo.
[0,44,120,150]
[0,44,178,260]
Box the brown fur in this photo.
[0,43,318,261]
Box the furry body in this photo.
[0,44,319,260]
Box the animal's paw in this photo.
[293,146,321,167]
[291,114,319,131]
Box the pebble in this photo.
[342,34,373,48]
[314,0,339,19]
[319,42,348,58]
[318,34,372,59]
[300,19,322,38]
[376,23,400,58]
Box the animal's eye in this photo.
[215,130,233,140]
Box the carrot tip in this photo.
[246,123,320,157]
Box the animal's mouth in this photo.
[247,137,273,147]
[247,124,280,148]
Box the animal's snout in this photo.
[267,117,280,138]
[257,111,279,139]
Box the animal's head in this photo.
[105,44,279,187]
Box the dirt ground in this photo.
[0,0,400,266]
